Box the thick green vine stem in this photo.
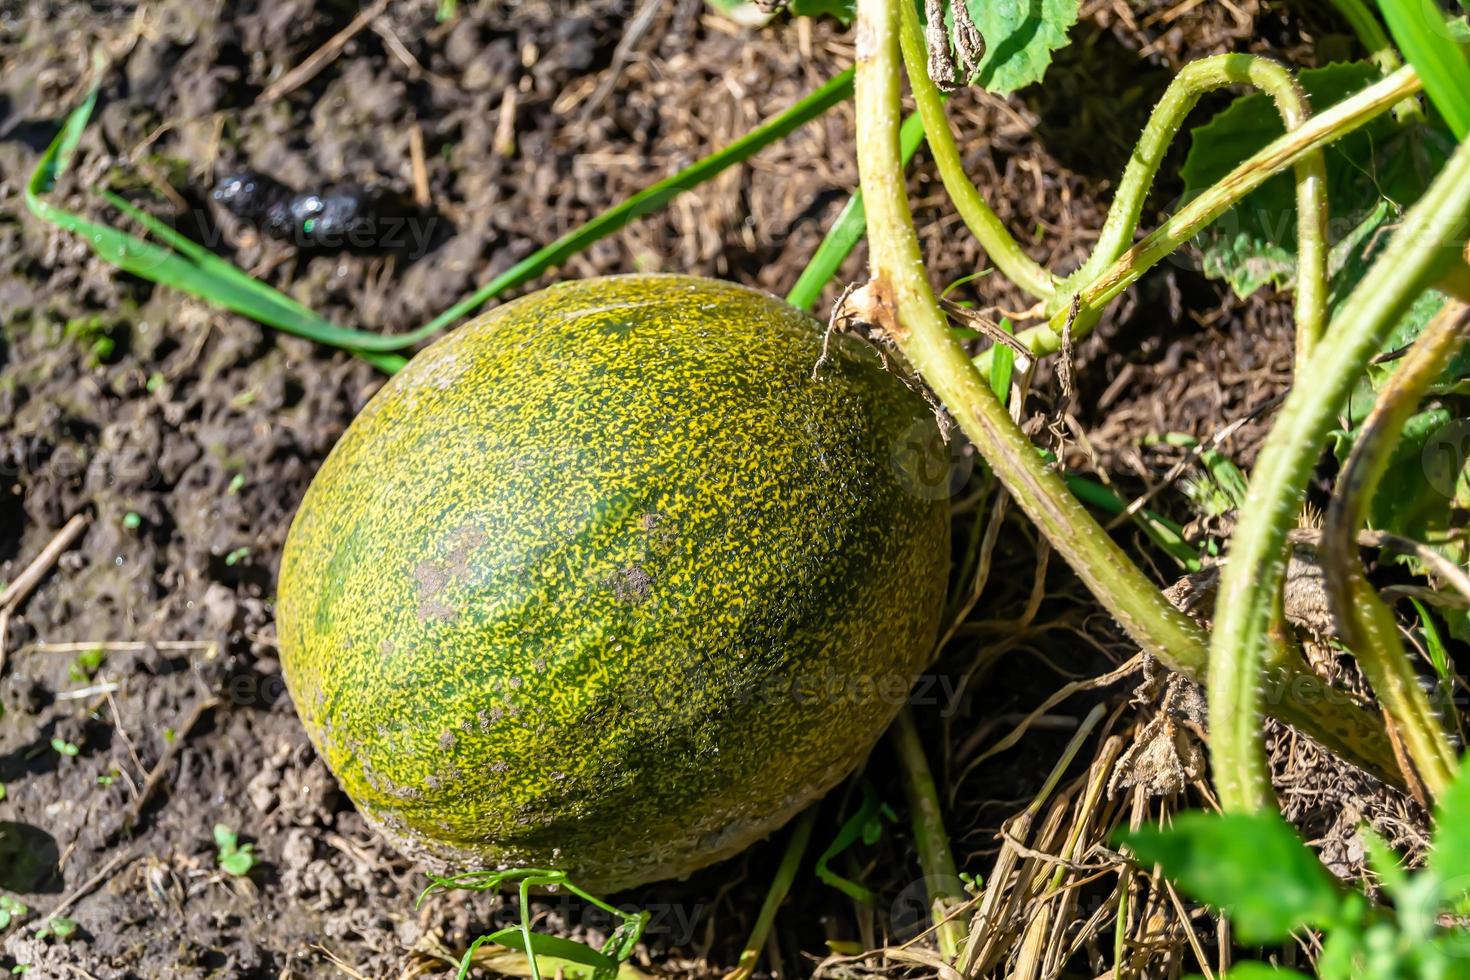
[1320,301,1469,801]
[894,0,1058,302]
[1064,53,1329,363]
[1208,138,1470,813]
[973,65,1423,375]
[852,0,1401,784]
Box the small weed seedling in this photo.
[33,917,77,943]
[1120,761,1470,977]
[0,897,28,931]
[418,869,648,980]
[68,647,104,683]
[213,824,257,877]
[49,738,78,758]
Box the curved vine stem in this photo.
[1064,53,1329,364]
[895,0,1058,301]
[853,0,1402,785]
[1208,137,1470,813]
[1319,300,1469,802]
[973,65,1423,375]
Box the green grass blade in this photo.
[414,67,856,341]
[30,66,854,370]
[786,108,926,311]
[103,191,322,319]
[26,84,409,370]
[1377,0,1470,137]
[94,192,423,369]
[988,318,1015,405]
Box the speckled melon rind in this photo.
[276,274,951,892]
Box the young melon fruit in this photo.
[277,274,951,891]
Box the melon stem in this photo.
[851,0,1403,784]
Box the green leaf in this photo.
[1345,293,1456,422]
[789,0,855,22]
[1119,810,1344,944]
[1339,407,1470,596]
[602,911,649,962]
[1377,0,1470,138]
[1181,61,1457,299]
[219,846,255,877]
[963,0,1080,95]
[814,789,895,904]
[212,824,238,851]
[1317,920,1371,980]
[1409,599,1459,732]
[486,927,621,980]
[988,319,1016,405]
[1361,827,1412,898]
[1218,965,1313,979]
[1429,759,1470,900]
[31,63,854,373]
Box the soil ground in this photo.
[0,1,1403,976]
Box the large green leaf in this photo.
[1334,405,1470,640]
[963,0,1079,95]
[1180,61,1457,299]
[1377,0,1470,138]
[1429,757,1470,893]
[1348,407,1468,558]
[1217,966,1312,980]
[1119,811,1346,944]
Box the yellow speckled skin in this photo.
[277,275,950,891]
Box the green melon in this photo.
[276,274,951,891]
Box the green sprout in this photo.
[68,646,105,683]
[213,824,258,877]
[0,897,28,931]
[33,916,77,942]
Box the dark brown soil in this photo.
[0,0,1377,976]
